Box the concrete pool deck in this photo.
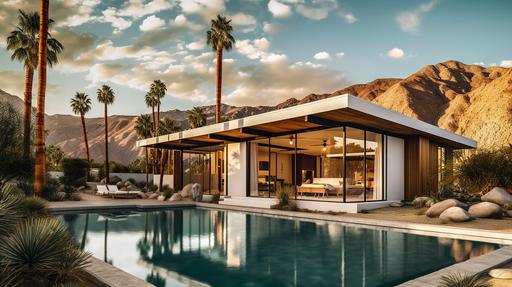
[50,194,512,287]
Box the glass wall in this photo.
[248,126,386,203]
[182,145,225,195]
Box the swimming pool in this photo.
[60,208,500,287]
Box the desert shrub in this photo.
[19,196,49,218]
[439,272,490,287]
[68,192,82,201]
[128,159,146,173]
[276,185,295,207]
[162,185,174,199]
[0,217,91,286]
[455,147,512,194]
[211,192,220,203]
[430,184,475,203]
[127,178,137,184]
[61,158,88,187]
[149,184,158,192]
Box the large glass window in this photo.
[248,126,386,203]
[182,145,225,195]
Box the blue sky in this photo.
[0,0,511,117]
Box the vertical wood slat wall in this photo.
[173,150,183,191]
[404,136,440,200]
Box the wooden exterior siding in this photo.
[173,150,183,191]
[404,136,439,200]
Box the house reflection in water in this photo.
[62,209,501,287]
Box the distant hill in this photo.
[1,60,511,164]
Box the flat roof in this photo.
[137,94,477,150]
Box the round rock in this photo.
[426,199,465,218]
[468,202,502,218]
[482,187,512,206]
[168,193,182,202]
[439,207,473,223]
[489,268,512,279]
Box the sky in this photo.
[0,0,511,117]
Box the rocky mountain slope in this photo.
[1,60,511,164]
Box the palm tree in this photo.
[207,15,235,123]
[97,85,115,184]
[70,92,92,180]
[6,10,63,159]
[150,80,167,131]
[135,114,153,188]
[34,0,51,195]
[145,91,159,174]
[187,107,207,128]
[157,118,181,192]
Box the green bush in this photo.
[61,158,89,187]
[456,147,512,194]
[276,185,295,207]
[110,161,129,173]
[162,185,174,199]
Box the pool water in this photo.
[61,208,500,287]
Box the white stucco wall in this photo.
[386,135,405,201]
[226,142,247,197]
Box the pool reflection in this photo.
[62,209,500,287]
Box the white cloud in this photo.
[296,4,330,20]
[268,0,292,18]
[396,0,437,33]
[116,0,174,19]
[230,13,257,26]
[236,38,271,60]
[313,51,331,60]
[473,62,485,66]
[387,48,405,59]
[335,52,345,58]
[179,0,226,20]
[263,22,283,34]
[139,15,165,31]
[101,7,133,33]
[500,60,512,68]
[186,40,206,51]
[338,11,357,24]
[170,14,203,30]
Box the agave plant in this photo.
[0,217,91,286]
[19,195,49,218]
[0,184,23,237]
[439,272,491,287]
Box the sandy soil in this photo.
[338,206,512,234]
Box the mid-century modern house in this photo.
[137,94,476,213]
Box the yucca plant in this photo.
[0,217,91,287]
[19,195,49,218]
[439,272,491,287]
[0,184,23,237]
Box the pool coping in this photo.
[84,256,153,287]
[51,200,512,286]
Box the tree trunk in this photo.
[34,0,49,195]
[215,47,223,123]
[145,147,149,189]
[81,113,91,181]
[156,102,160,174]
[158,150,168,192]
[23,66,34,158]
[151,106,157,174]
[104,102,109,184]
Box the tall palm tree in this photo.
[70,92,92,180]
[207,15,235,123]
[157,118,180,191]
[145,91,159,174]
[187,107,207,128]
[150,80,167,131]
[135,114,153,188]
[6,9,63,159]
[34,0,51,195]
[97,85,115,184]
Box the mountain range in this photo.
[1,60,511,164]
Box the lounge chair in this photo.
[96,185,139,199]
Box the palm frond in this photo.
[439,272,491,287]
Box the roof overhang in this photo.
[137,94,477,150]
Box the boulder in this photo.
[157,195,166,201]
[425,199,435,208]
[426,199,465,218]
[120,187,128,191]
[127,185,139,191]
[77,186,86,192]
[412,197,431,208]
[116,181,124,189]
[180,184,194,198]
[489,268,512,279]
[124,181,131,187]
[389,201,404,207]
[100,178,107,184]
[439,207,473,223]
[148,193,159,200]
[482,187,512,206]
[468,202,502,218]
[191,183,203,201]
[168,193,182,202]
[109,176,122,184]
[137,192,148,199]
[505,210,512,218]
